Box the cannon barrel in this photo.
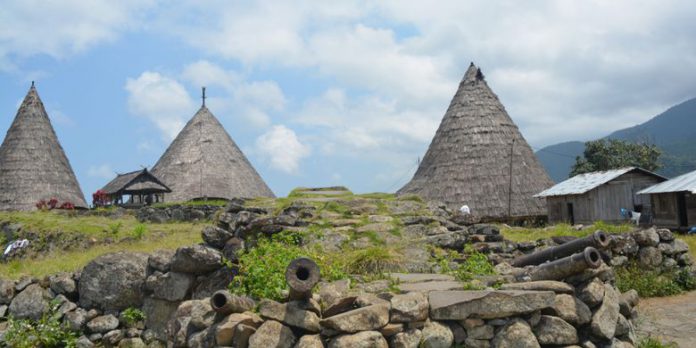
[528,247,603,281]
[512,231,610,267]
[286,257,320,301]
[210,290,255,315]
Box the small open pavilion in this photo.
[101,169,171,207]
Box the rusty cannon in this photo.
[286,257,321,301]
[528,246,603,281]
[210,290,256,315]
[511,231,610,267]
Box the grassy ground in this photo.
[0,211,202,279]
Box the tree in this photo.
[569,139,661,177]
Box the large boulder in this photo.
[429,290,555,320]
[532,315,577,345]
[389,292,429,323]
[8,283,51,320]
[170,245,222,274]
[258,299,321,332]
[491,319,540,348]
[146,272,195,302]
[86,314,120,334]
[79,252,148,311]
[591,283,620,340]
[248,320,296,348]
[192,267,236,299]
[49,273,77,297]
[142,297,180,341]
[329,331,387,348]
[202,225,234,249]
[320,302,390,333]
[421,320,453,348]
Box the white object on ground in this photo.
[459,205,471,214]
[3,239,29,256]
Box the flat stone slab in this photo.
[389,273,456,283]
[399,281,464,293]
[429,290,555,320]
[499,281,574,294]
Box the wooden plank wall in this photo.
[651,193,679,227]
[547,172,663,225]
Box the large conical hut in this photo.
[151,91,274,201]
[397,63,553,219]
[0,83,87,210]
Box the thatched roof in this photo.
[397,63,553,219]
[101,168,171,195]
[0,84,87,210]
[151,104,274,201]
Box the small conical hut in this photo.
[151,93,274,201]
[397,63,553,219]
[0,84,87,210]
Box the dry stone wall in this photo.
[0,199,689,347]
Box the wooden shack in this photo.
[101,169,171,207]
[638,169,696,229]
[535,167,666,225]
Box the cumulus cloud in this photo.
[87,164,115,180]
[125,71,195,140]
[255,125,310,174]
[0,0,154,72]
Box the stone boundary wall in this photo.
[136,205,222,223]
[0,201,687,347]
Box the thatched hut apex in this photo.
[151,93,275,202]
[0,83,87,210]
[101,168,171,206]
[397,63,553,220]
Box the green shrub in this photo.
[230,232,347,301]
[674,268,696,291]
[121,307,146,326]
[616,264,684,297]
[636,337,678,348]
[430,247,496,283]
[131,224,147,240]
[4,300,78,348]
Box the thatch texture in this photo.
[151,106,274,201]
[101,169,171,195]
[0,85,87,210]
[397,63,553,219]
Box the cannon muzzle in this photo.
[528,247,603,281]
[210,290,255,315]
[286,257,320,301]
[512,231,610,267]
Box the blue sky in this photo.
[2,1,696,198]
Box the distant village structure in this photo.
[535,167,666,225]
[398,63,554,220]
[150,88,275,202]
[100,168,171,207]
[0,83,87,210]
[638,169,696,229]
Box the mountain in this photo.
[537,97,696,182]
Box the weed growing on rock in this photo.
[131,224,147,240]
[345,246,403,275]
[4,300,78,348]
[615,263,692,297]
[121,307,146,327]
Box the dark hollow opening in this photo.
[212,293,227,308]
[296,267,310,281]
[588,250,600,263]
[597,232,608,243]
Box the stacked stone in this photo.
[136,204,221,223]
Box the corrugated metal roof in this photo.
[535,167,654,198]
[638,169,696,194]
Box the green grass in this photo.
[345,246,403,275]
[677,234,696,260]
[0,211,201,279]
[501,222,635,242]
[616,263,696,297]
[636,337,678,348]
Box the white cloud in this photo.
[0,0,155,72]
[125,71,195,140]
[87,164,115,180]
[255,125,310,174]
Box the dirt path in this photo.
[636,291,696,347]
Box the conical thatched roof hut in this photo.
[397,63,553,219]
[0,84,87,210]
[151,98,274,202]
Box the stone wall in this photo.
[136,205,221,223]
[0,199,688,347]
